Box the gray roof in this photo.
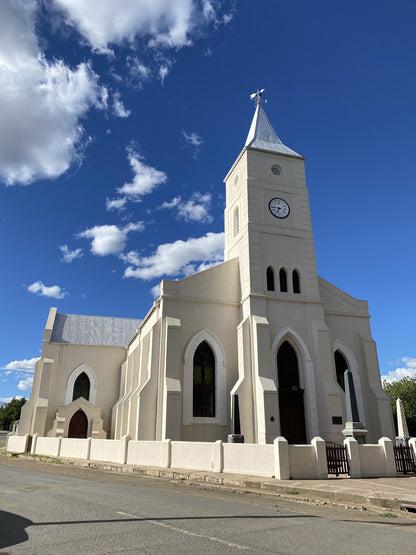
[50,313,141,347]
[245,104,302,157]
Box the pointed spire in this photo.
[245,91,302,157]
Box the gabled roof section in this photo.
[245,104,302,158]
[50,313,142,346]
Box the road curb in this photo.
[4,450,413,513]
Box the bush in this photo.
[383,377,416,436]
[0,397,27,431]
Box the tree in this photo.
[0,397,27,431]
[383,377,416,437]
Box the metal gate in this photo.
[326,444,350,476]
[394,445,416,474]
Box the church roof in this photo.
[245,104,302,158]
[50,313,141,347]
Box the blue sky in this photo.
[1,0,416,402]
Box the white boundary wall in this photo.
[7,435,410,480]
[60,438,91,460]
[89,436,129,464]
[127,440,170,467]
[35,436,62,457]
[6,434,29,453]
[223,443,274,476]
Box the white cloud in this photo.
[79,221,144,256]
[126,56,151,85]
[28,281,67,299]
[0,0,107,186]
[123,231,224,280]
[106,197,127,211]
[1,357,39,373]
[182,130,204,158]
[381,357,416,383]
[160,192,212,223]
[18,376,33,391]
[117,149,167,198]
[0,396,24,405]
[53,0,201,52]
[113,92,131,118]
[159,64,170,85]
[59,244,84,263]
[151,283,161,298]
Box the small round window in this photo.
[271,165,281,176]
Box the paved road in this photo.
[1,459,416,554]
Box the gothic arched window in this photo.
[279,268,288,292]
[72,372,90,402]
[266,266,275,291]
[334,350,348,391]
[193,341,215,417]
[292,270,301,294]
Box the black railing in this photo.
[394,445,416,474]
[326,444,350,476]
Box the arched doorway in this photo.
[68,409,88,438]
[277,341,307,444]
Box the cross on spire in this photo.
[250,88,266,107]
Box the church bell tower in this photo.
[224,90,321,308]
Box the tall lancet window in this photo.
[334,351,348,391]
[72,372,90,401]
[279,268,288,292]
[292,270,301,294]
[193,341,215,417]
[266,266,275,291]
[233,206,239,236]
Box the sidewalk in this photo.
[7,451,416,513]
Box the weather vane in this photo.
[250,88,267,106]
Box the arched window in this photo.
[72,372,90,402]
[334,350,348,391]
[292,270,300,294]
[266,266,275,291]
[279,268,288,292]
[193,341,215,417]
[233,206,239,236]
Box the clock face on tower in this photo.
[269,198,290,219]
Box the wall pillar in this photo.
[311,437,328,479]
[274,436,289,480]
[344,437,361,478]
[378,437,397,477]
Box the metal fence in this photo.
[326,444,350,476]
[394,445,416,474]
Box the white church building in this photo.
[19,94,395,445]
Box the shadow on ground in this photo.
[0,510,32,549]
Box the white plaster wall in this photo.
[127,440,168,467]
[90,438,125,463]
[288,445,319,479]
[170,441,216,471]
[60,438,90,459]
[6,435,28,453]
[223,443,274,476]
[358,445,387,477]
[35,436,61,457]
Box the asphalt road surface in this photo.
[1,457,416,554]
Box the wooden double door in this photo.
[277,341,307,444]
[68,409,88,438]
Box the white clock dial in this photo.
[269,198,290,218]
